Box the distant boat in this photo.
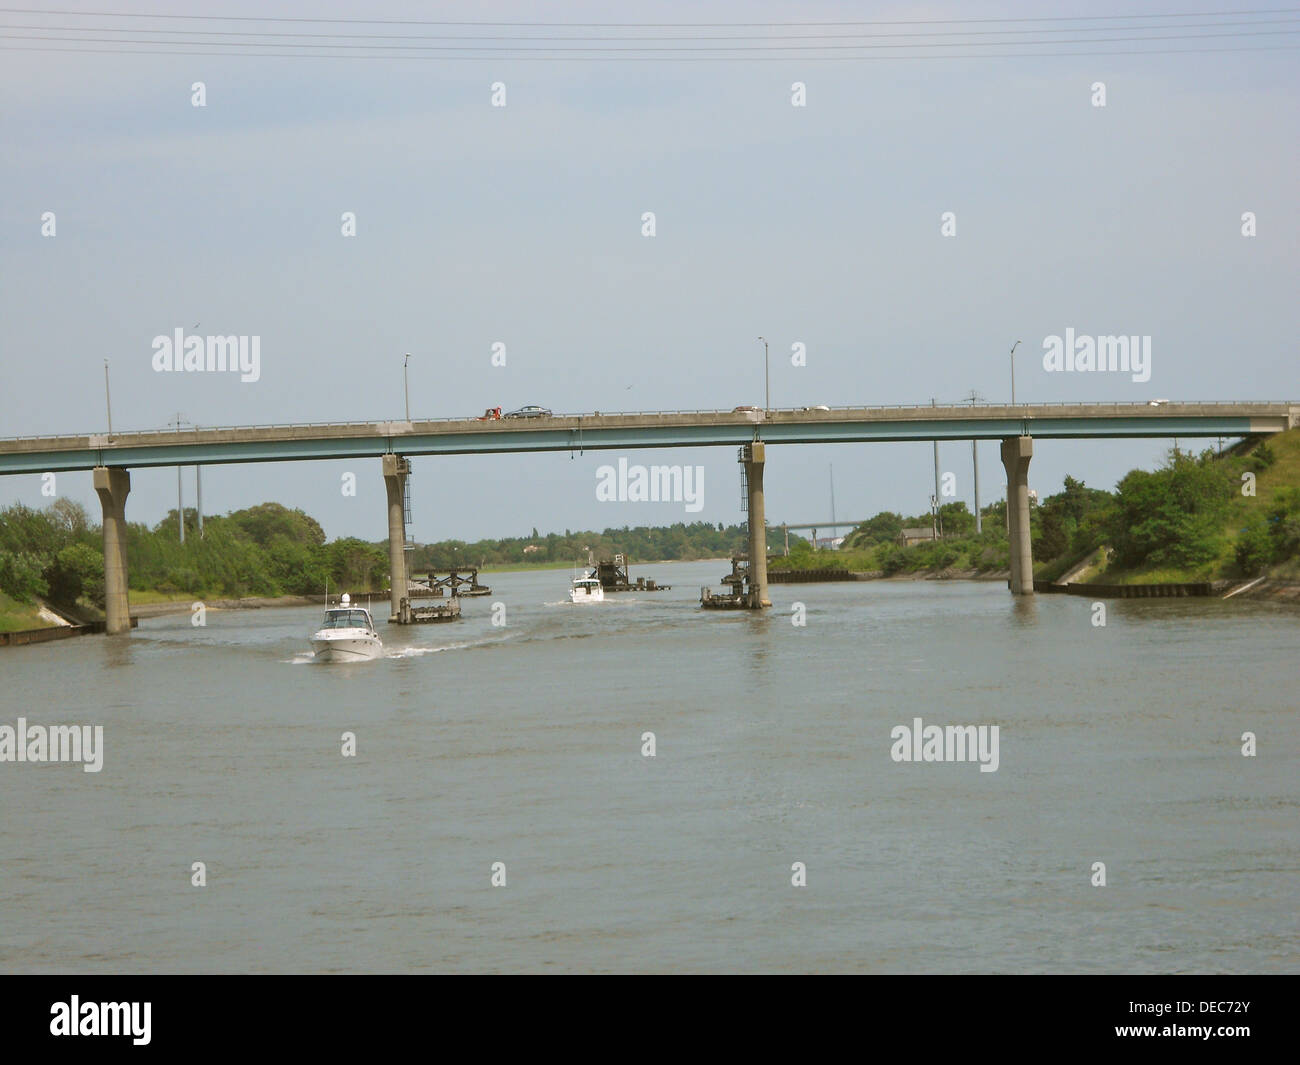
[568,575,605,604]
[311,593,383,661]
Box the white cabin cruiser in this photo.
[568,575,605,604]
[311,594,383,661]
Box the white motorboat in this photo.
[311,594,383,661]
[568,575,605,604]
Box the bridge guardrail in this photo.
[0,401,1292,445]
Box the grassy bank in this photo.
[0,591,54,633]
[1091,428,1300,585]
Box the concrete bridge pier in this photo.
[741,442,771,609]
[93,466,132,634]
[382,454,410,617]
[1000,436,1034,595]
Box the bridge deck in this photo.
[0,402,1294,475]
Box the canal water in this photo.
[1,561,1296,973]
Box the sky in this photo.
[1,1,1297,543]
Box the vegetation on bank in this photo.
[0,500,390,621]
[770,501,1012,576]
[774,430,1300,585]
[0,589,55,633]
[407,522,749,572]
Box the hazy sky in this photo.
[2,2,1296,542]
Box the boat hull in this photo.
[311,635,383,662]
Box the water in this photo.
[1,561,1296,973]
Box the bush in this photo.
[45,543,105,606]
[1234,522,1273,576]
[1250,442,1277,471]
[0,549,49,602]
[879,545,910,576]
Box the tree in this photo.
[845,511,903,548]
[1035,506,1069,560]
[938,501,975,539]
[230,503,326,547]
[1107,451,1234,570]
[0,550,48,602]
[48,499,90,537]
[45,543,105,606]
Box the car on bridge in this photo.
[502,405,553,419]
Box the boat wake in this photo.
[385,642,472,659]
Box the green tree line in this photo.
[0,501,388,606]
[408,521,750,571]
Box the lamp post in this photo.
[757,336,769,412]
[103,360,113,440]
[1009,340,1021,406]
[404,352,412,422]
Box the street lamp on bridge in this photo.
[1009,339,1022,406]
[757,337,769,413]
[404,352,412,422]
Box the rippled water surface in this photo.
[1,562,1296,973]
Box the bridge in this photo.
[1,401,1293,631]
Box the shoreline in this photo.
[27,569,1300,627]
[130,594,325,619]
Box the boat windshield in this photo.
[321,609,371,629]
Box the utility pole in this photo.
[174,412,185,544]
[196,463,203,538]
[829,464,836,538]
[931,398,942,539]
[965,389,985,534]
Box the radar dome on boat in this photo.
[340,593,350,604]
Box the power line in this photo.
[4,42,1296,60]
[3,29,1298,53]
[3,17,1297,41]
[3,7,1299,26]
